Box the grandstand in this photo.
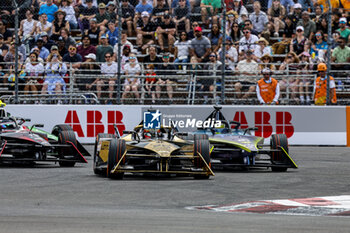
[0,0,349,105]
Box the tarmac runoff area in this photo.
[0,146,349,233]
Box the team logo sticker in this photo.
[143,110,162,129]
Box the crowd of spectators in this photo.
[0,0,349,105]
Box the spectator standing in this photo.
[99,52,118,103]
[238,28,259,53]
[121,0,135,37]
[77,35,96,61]
[313,63,337,105]
[249,1,269,34]
[278,52,300,102]
[257,68,280,105]
[298,51,313,105]
[122,54,141,102]
[290,26,308,55]
[189,26,211,63]
[39,0,59,23]
[58,0,78,29]
[297,11,316,40]
[51,9,70,41]
[78,0,98,32]
[96,34,114,62]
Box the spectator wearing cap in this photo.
[59,28,76,49]
[254,37,272,61]
[51,9,70,41]
[256,68,280,105]
[238,28,259,53]
[290,26,308,55]
[78,0,98,32]
[156,14,176,52]
[121,0,135,37]
[106,21,119,46]
[173,0,191,33]
[235,49,259,99]
[98,52,118,104]
[218,36,238,71]
[58,0,78,29]
[267,0,286,37]
[151,0,170,25]
[35,38,50,61]
[134,0,153,31]
[122,53,142,102]
[136,11,156,52]
[297,11,316,40]
[200,0,221,26]
[57,36,68,57]
[40,32,56,51]
[75,53,100,93]
[96,34,114,62]
[36,13,53,37]
[259,54,275,71]
[46,45,62,64]
[63,44,83,69]
[189,26,211,63]
[19,9,37,40]
[298,51,313,104]
[337,18,350,43]
[77,35,96,62]
[39,0,59,23]
[96,3,110,31]
[290,3,303,23]
[0,20,13,44]
[106,1,117,22]
[156,52,177,104]
[249,1,269,34]
[267,0,294,12]
[85,18,101,46]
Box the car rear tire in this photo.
[58,130,77,167]
[193,139,210,179]
[107,138,126,179]
[52,124,73,136]
[270,134,289,172]
[94,133,115,175]
[194,134,209,140]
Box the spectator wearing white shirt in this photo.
[174,31,191,68]
[239,28,259,53]
[58,0,78,29]
[122,54,141,102]
[253,37,272,61]
[36,13,52,37]
[249,1,269,34]
[218,36,238,71]
[98,52,118,103]
[24,52,45,96]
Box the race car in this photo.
[186,106,298,172]
[93,123,214,179]
[0,106,89,167]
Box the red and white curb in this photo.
[186,195,350,217]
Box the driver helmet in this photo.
[215,123,227,134]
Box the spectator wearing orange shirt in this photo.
[313,63,337,105]
[256,68,280,105]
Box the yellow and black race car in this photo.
[93,124,214,180]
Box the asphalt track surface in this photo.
[0,146,350,233]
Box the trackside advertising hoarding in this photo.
[6,105,349,145]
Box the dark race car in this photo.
[186,106,298,172]
[93,122,214,180]
[0,112,89,167]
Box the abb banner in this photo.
[6,105,348,145]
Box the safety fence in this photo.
[1,61,349,105]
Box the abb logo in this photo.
[233,111,294,138]
[64,110,125,137]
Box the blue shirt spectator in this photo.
[39,0,59,22]
[106,26,119,46]
[171,0,191,11]
[135,0,153,14]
